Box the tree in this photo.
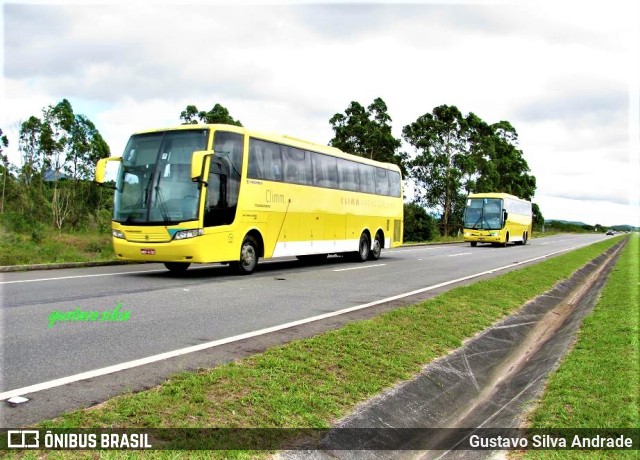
[67,114,110,181]
[180,103,243,126]
[403,202,438,242]
[402,105,468,237]
[0,128,9,213]
[51,182,73,231]
[15,100,111,231]
[462,112,494,195]
[532,203,544,229]
[19,116,47,185]
[42,99,75,174]
[329,97,406,174]
[404,106,538,237]
[476,121,536,200]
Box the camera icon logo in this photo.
[7,430,40,449]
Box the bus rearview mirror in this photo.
[95,157,122,185]
[191,150,212,182]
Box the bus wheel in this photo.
[164,262,191,273]
[369,233,383,260]
[354,233,370,262]
[522,232,528,245]
[232,236,259,275]
[470,242,477,247]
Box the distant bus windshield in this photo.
[114,130,208,224]
[463,198,503,230]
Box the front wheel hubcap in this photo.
[242,245,256,268]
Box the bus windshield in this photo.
[113,130,208,224]
[463,198,503,230]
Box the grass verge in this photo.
[0,229,114,266]
[515,234,639,459]
[11,236,631,459]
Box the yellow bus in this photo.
[95,124,403,274]
[462,192,532,247]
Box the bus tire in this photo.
[369,232,383,260]
[523,232,528,245]
[164,262,191,273]
[232,235,259,275]
[470,241,477,247]
[353,233,370,262]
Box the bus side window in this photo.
[375,168,389,195]
[359,164,375,194]
[206,131,244,227]
[388,170,401,197]
[313,154,337,188]
[282,147,312,185]
[267,144,283,181]
[248,141,262,179]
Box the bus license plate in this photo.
[141,249,155,255]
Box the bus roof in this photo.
[467,192,530,202]
[129,124,402,172]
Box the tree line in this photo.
[1,98,543,241]
[327,98,543,237]
[0,99,111,236]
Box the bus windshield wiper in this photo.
[154,174,172,224]
[471,213,484,229]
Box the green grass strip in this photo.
[518,235,639,459]
[0,230,114,266]
[16,236,630,459]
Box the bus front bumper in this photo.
[463,230,502,243]
[112,237,204,263]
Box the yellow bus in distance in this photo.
[462,192,532,247]
[95,124,404,274]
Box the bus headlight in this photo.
[112,229,125,239]
[489,232,499,237]
[173,228,203,240]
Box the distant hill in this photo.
[546,220,639,232]
[546,219,589,227]
[611,224,640,232]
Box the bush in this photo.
[403,202,438,242]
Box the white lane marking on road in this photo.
[0,269,167,284]
[0,242,596,401]
[448,252,472,257]
[0,265,220,285]
[332,264,386,272]
[392,247,439,253]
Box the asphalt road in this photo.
[0,233,609,424]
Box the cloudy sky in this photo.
[2,0,638,226]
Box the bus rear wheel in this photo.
[369,232,383,260]
[470,241,477,247]
[232,236,259,275]
[164,262,191,273]
[353,233,370,262]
